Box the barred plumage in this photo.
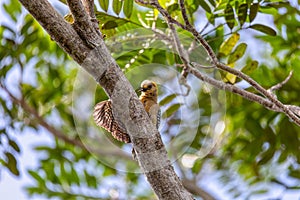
[93,100,131,143]
[93,80,160,143]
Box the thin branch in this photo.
[18,0,90,63]
[149,0,300,126]
[182,179,216,200]
[19,1,195,199]
[179,0,192,27]
[188,67,282,112]
[268,71,293,92]
[66,0,102,48]
[0,83,131,159]
[180,22,300,124]
[190,62,215,69]
[216,62,300,125]
[286,105,300,117]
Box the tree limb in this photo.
[18,0,194,199]
[149,0,300,126]
[268,71,293,92]
[0,83,131,159]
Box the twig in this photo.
[286,105,300,117]
[188,67,282,112]
[179,0,192,27]
[182,179,216,200]
[190,62,215,69]
[0,83,131,159]
[268,71,293,92]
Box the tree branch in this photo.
[66,0,102,48]
[268,71,293,92]
[182,179,216,200]
[0,83,131,159]
[18,0,194,199]
[149,0,300,126]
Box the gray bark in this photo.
[18,0,194,199]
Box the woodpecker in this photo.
[93,80,160,143]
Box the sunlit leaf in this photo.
[219,33,240,56]
[64,13,74,24]
[225,72,237,84]
[250,24,277,36]
[228,43,247,64]
[241,60,259,74]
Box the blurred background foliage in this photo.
[1,0,300,199]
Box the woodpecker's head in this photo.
[139,80,158,98]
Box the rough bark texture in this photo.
[18,0,194,199]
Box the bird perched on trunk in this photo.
[93,80,160,144]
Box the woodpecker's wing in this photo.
[93,100,131,143]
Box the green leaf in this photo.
[5,152,19,176]
[207,0,216,7]
[84,170,98,188]
[28,170,45,185]
[96,12,130,30]
[219,33,240,56]
[70,167,80,185]
[99,0,109,12]
[250,24,276,36]
[241,60,258,74]
[9,140,21,153]
[113,0,123,15]
[225,4,235,29]
[257,148,275,165]
[238,3,248,26]
[249,3,259,22]
[225,72,237,84]
[197,0,211,13]
[103,167,117,176]
[192,158,203,174]
[159,94,177,106]
[228,43,247,64]
[102,21,119,29]
[163,103,181,118]
[167,3,179,14]
[123,0,133,18]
